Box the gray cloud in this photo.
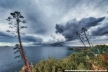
[0,31,13,38]
[0,31,43,44]
[22,36,43,43]
[91,22,108,36]
[56,17,105,41]
[0,31,17,42]
[0,0,108,45]
[0,0,67,35]
[0,0,107,35]
[0,0,48,35]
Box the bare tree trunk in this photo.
[78,35,87,48]
[84,31,91,48]
[17,20,31,72]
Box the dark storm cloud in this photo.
[79,17,105,28]
[0,31,17,42]
[91,22,108,36]
[0,31,13,38]
[0,0,108,45]
[0,31,43,43]
[56,17,105,41]
[0,37,16,42]
[22,36,43,42]
[0,0,74,35]
[22,35,43,45]
[0,0,108,35]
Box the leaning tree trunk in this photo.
[78,35,87,48]
[17,19,31,72]
[84,31,91,48]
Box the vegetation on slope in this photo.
[20,45,108,72]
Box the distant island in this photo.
[4,45,9,47]
[68,47,90,50]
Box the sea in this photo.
[0,46,77,72]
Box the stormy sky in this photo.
[0,0,108,46]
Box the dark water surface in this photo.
[0,46,76,72]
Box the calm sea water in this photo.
[0,46,76,72]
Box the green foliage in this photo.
[20,45,108,72]
[29,51,88,72]
[77,63,87,70]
